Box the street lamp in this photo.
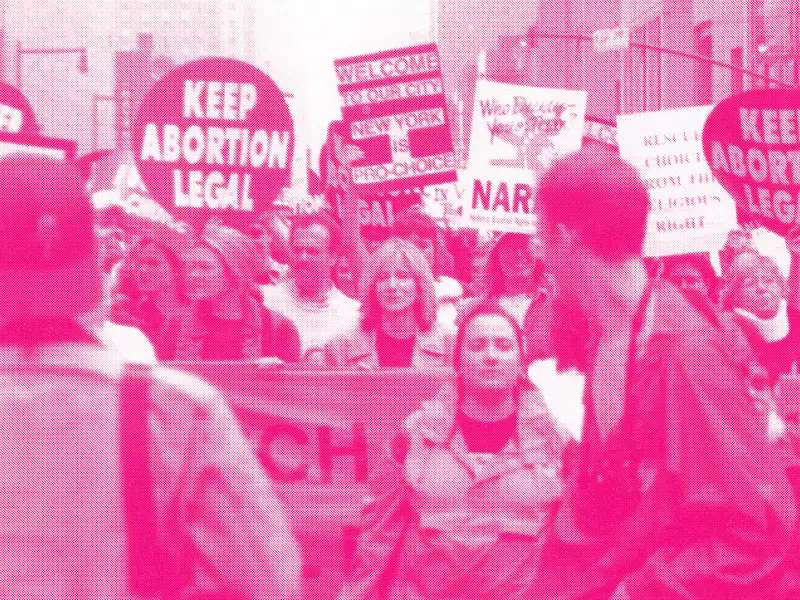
[15,41,89,88]
[91,94,116,152]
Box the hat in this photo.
[198,222,260,292]
[0,154,102,321]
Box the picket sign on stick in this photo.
[133,57,294,232]
[703,89,800,237]
[334,43,457,194]
[618,105,738,257]
[461,81,586,234]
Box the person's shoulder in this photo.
[260,280,292,307]
[146,364,229,428]
[329,286,360,311]
[435,275,463,299]
[325,324,369,354]
[99,321,157,364]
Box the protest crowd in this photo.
[4,35,800,600]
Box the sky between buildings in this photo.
[253,0,436,153]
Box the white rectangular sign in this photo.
[461,80,587,233]
[617,105,738,257]
[593,27,630,52]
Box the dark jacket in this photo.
[534,280,798,600]
[166,296,301,362]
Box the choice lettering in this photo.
[248,422,369,484]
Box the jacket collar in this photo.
[343,325,450,364]
[404,379,565,468]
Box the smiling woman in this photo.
[321,237,452,368]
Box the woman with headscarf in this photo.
[167,223,300,362]
[339,302,567,600]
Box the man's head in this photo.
[535,147,650,296]
[0,155,103,323]
[289,211,341,295]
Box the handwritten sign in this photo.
[133,58,294,231]
[334,44,457,193]
[461,81,586,233]
[618,105,738,256]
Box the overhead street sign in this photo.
[593,27,630,52]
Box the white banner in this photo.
[461,81,586,233]
[617,105,738,257]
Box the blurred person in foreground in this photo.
[168,223,300,362]
[530,147,797,600]
[0,155,301,599]
[321,238,453,369]
[339,302,566,600]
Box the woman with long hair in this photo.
[323,238,452,368]
[167,223,300,362]
[340,303,566,600]
[110,233,188,360]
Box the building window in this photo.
[731,47,744,94]
[694,21,713,104]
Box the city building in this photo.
[0,0,256,154]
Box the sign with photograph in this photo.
[461,81,586,233]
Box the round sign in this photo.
[0,81,38,135]
[133,57,294,231]
[703,88,800,236]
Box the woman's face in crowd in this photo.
[374,256,418,315]
[666,262,709,298]
[135,243,175,296]
[734,266,783,319]
[497,237,536,283]
[334,255,357,297]
[183,246,231,302]
[460,315,522,391]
